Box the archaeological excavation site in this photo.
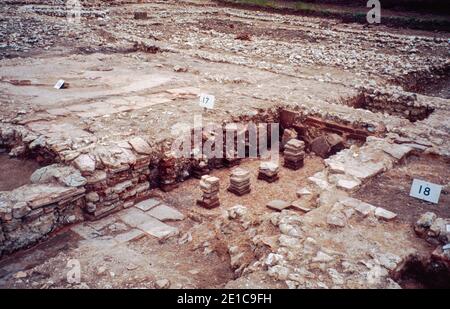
[0,0,449,294]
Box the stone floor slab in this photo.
[87,216,117,231]
[147,204,185,221]
[119,207,152,227]
[114,228,145,243]
[135,198,161,212]
[70,224,102,240]
[137,217,179,239]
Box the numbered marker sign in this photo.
[54,80,65,89]
[409,179,442,204]
[199,94,215,109]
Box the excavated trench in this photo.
[395,64,450,100]
[1,106,447,289]
[346,90,434,122]
[392,254,450,289]
[0,152,40,191]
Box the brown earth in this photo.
[354,154,450,224]
[0,153,40,191]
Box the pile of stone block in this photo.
[84,158,152,220]
[415,212,449,245]
[258,161,279,183]
[159,152,178,192]
[197,175,220,209]
[228,168,251,196]
[310,133,344,158]
[191,154,210,179]
[223,149,241,167]
[283,139,305,170]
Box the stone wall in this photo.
[0,115,280,256]
[351,86,435,122]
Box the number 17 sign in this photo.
[199,94,215,109]
[409,179,442,204]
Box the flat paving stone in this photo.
[138,217,179,239]
[266,199,290,211]
[87,216,117,231]
[135,198,161,212]
[71,224,102,240]
[290,199,313,212]
[114,228,145,243]
[147,204,184,221]
[79,236,118,249]
[381,143,412,160]
[375,207,397,221]
[119,207,153,227]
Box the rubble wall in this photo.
[0,110,281,256]
[0,124,86,257]
[350,87,435,122]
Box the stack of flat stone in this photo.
[192,156,210,179]
[228,168,251,196]
[159,152,178,192]
[258,161,280,183]
[197,175,220,209]
[284,139,305,170]
[223,149,241,167]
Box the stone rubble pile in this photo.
[258,161,279,183]
[197,175,220,209]
[290,187,318,213]
[283,139,305,170]
[322,136,413,192]
[191,152,210,179]
[414,212,450,264]
[228,168,251,196]
[326,197,397,228]
[310,133,344,159]
[414,212,449,246]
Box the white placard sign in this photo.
[54,80,65,89]
[446,224,450,233]
[409,179,442,204]
[199,94,215,109]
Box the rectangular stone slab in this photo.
[138,217,179,239]
[135,198,161,212]
[119,208,153,227]
[147,204,184,221]
[266,199,290,211]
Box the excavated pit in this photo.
[393,254,450,289]
[395,64,450,100]
[346,90,434,123]
[0,152,41,191]
[353,153,450,224]
[0,109,446,288]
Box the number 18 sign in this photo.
[409,179,442,204]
